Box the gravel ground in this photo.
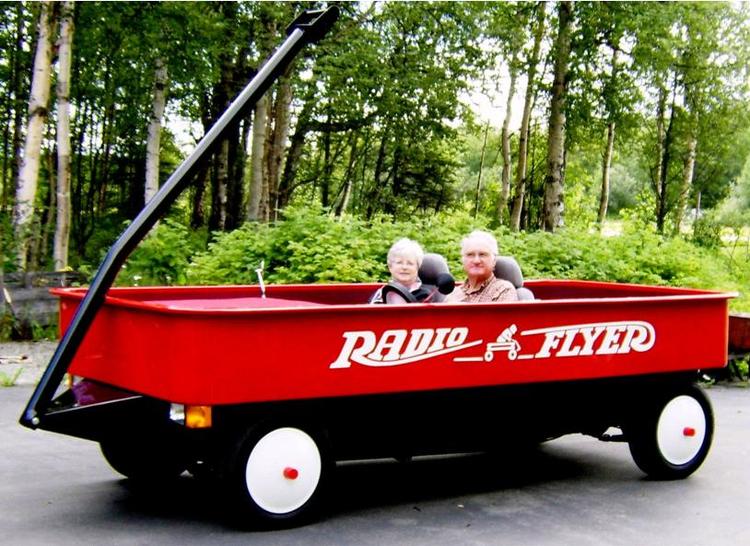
[0,340,57,386]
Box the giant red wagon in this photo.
[31,279,732,525]
[19,7,734,527]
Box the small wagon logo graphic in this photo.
[483,325,521,361]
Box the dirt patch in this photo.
[0,341,57,386]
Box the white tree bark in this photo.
[597,121,615,225]
[15,1,54,270]
[246,95,268,221]
[267,75,292,221]
[543,0,572,232]
[144,58,168,204]
[510,2,546,231]
[675,131,697,235]
[497,63,517,225]
[53,0,74,271]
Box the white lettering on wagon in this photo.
[329,327,483,368]
[526,321,655,359]
[329,321,656,369]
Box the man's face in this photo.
[462,242,495,283]
[389,255,419,286]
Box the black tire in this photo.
[100,437,185,481]
[626,384,714,480]
[226,424,331,528]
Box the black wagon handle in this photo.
[20,6,340,429]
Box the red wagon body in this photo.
[54,280,730,407]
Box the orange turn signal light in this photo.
[185,405,212,428]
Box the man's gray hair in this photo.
[387,238,424,266]
[461,230,499,256]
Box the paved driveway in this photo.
[1,384,748,545]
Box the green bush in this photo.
[692,216,723,249]
[117,219,205,286]
[113,207,747,312]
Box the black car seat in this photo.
[494,256,534,300]
[416,253,454,302]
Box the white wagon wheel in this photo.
[626,384,713,480]
[228,424,330,526]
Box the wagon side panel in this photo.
[64,293,729,405]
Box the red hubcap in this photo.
[683,427,696,437]
[283,466,299,480]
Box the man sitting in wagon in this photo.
[446,230,518,303]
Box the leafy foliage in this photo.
[119,209,748,313]
[0,3,748,321]
[117,219,206,286]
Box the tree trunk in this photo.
[320,117,333,209]
[542,1,572,233]
[674,129,697,236]
[246,95,268,221]
[14,1,54,270]
[656,81,677,234]
[597,46,619,227]
[209,50,233,231]
[497,62,517,225]
[190,165,209,229]
[366,132,389,220]
[510,2,546,231]
[227,116,250,228]
[673,63,699,236]
[597,121,615,225]
[7,2,30,216]
[216,139,229,231]
[474,121,490,217]
[334,132,359,217]
[259,113,272,222]
[53,0,74,271]
[267,73,293,221]
[651,85,666,197]
[2,3,26,214]
[144,58,168,204]
[37,145,55,270]
[277,98,314,210]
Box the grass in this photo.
[0,367,23,387]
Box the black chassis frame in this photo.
[39,371,702,472]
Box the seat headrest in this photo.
[419,253,450,285]
[494,256,524,288]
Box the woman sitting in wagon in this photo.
[369,238,425,304]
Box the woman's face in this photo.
[462,241,495,284]
[389,254,420,286]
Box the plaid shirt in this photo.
[446,276,518,303]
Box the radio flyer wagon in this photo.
[20,7,734,527]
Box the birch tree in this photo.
[14,1,54,270]
[53,0,74,271]
[144,58,168,204]
[510,3,546,231]
[246,96,268,221]
[497,61,517,225]
[543,1,573,232]
[266,72,293,221]
[1,3,31,216]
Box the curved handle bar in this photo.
[20,6,340,429]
